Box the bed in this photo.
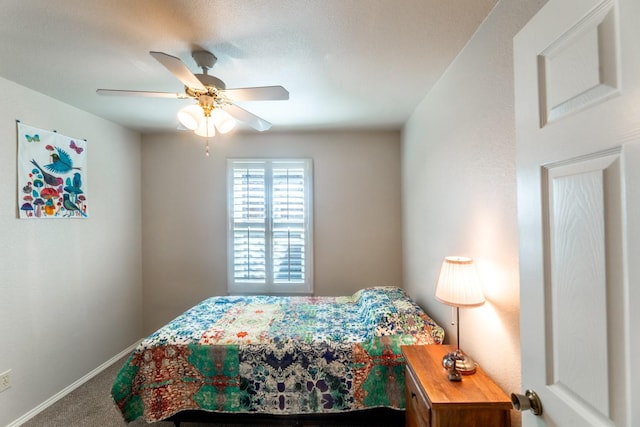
[111,286,444,425]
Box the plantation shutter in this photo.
[272,165,306,283]
[231,166,266,283]
[228,159,313,294]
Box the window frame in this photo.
[226,158,314,295]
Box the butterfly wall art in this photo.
[17,122,88,219]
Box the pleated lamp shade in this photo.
[435,256,485,307]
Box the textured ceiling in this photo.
[0,0,497,134]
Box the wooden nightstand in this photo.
[401,345,512,427]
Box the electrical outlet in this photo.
[0,370,11,393]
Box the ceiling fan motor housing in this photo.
[196,74,226,90]
[188,50,227,98]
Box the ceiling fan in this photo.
[97,50,289,136]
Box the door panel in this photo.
[514,0,640,425]
[543,150,624,424]
[537,1,618,126]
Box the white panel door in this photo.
[514,0,640,426]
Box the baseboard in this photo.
[7,340,140,427]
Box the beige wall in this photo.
[141,129,402,332]
[0,77,143,426]
[402,1,546,426]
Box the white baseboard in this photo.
[7,340,141,427]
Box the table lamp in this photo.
[435,256,485,380]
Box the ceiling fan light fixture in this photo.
[194,116,216,138]
[211,109,237,134]
[177,104,202,130]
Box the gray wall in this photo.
[141,129,403,332]
[0,76,143,426]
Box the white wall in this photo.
[402,1,546,426]
[0,76,143,426]
[141,129,402,332]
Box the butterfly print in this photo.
[69,140,84,154]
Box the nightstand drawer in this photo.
[405,364,431,427]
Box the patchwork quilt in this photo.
[112,286,444,422]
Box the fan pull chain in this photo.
[205,119,211,157]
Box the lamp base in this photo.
[443,349,477,375]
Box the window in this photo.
[227,159,313,294]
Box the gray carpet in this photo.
[21,355,175,427]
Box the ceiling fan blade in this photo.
[224,104,272,131]
[223,86,289,102]
[149,51,206,91]
[96,89,189,99]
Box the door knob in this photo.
[511,389,543,416]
